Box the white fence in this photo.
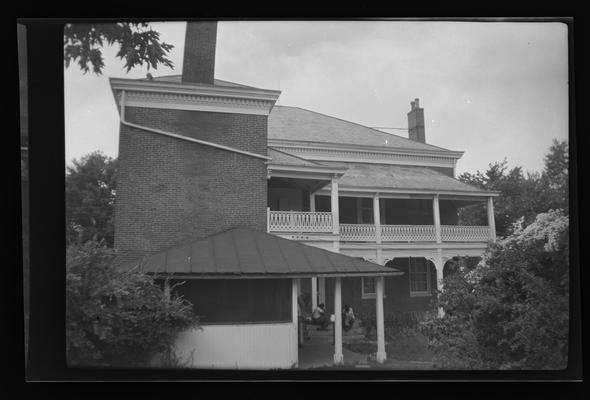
[268,210,333,233]
[441,225,491,242]
[340,224,377,241]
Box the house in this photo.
[109,22,498,369]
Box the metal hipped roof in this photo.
[136,227,401,278]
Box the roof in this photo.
[268,147,323,167]
[330,163,493,194]
[268,106,453,153]
[136,227,402,278]
[136,74,263,90]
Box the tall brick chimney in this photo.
[407,98,426,143]
[182,21,217,84]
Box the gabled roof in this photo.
[268,106,454,153]
[136,227,402,278]
[326,162,496,195]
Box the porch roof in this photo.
[324,163,498,195]
[135,227,402,278]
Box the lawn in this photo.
[343,329,434,363]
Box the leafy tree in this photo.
[64,22,174,75]
[458,139,569,238]
[66,240,199,366]
[420,210,569,369]
[66,151,118,247]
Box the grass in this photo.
[343,329,434,363]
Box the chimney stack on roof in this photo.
[182,21,218,85]
[407,98,426,143]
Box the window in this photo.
[358,198,374,224]
[361,277,386,299]
[409,258,431,296]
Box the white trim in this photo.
[316,186,500,198]
[111,78,281,116]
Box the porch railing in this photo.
[381,224,437,242]
[267,210,333,233]
[340,224,377,241]
[441,225,491,242]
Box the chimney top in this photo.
[407,98,425,143]
[182,21,218,85]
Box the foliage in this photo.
[66,151,118,247]
[420,210,569,369]
[66,240,199,367]
[458,139,568,238]
[64,22,174,75]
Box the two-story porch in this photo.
[267,157,499,318]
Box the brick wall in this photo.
[115,106,268,264]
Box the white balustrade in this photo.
[340,224,377,241]
[381,225,437,242]
[441,225,492,242]
[268,211,333,233]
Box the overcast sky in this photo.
[64,20,568,175]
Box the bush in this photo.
[420,210,569,370]
[66,240,200,367]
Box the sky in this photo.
[64,20,569,175]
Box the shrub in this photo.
[420,210,569,369]
[66,240,200,367]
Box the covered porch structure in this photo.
[134,227,402,369]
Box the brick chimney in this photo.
[182,21,217,85]
[407,98,426,143]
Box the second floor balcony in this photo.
[267,209,493,243]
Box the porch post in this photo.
[333,277,344,365]
[309,193,316,212]
[311,277,318,312]
[433,194,442,243]
[487,197,496,242]
[376,275,387,363]
[266,207,270,233]
[373,193,381,244]
[331,176,340,235]
[433,250,445,318]
[292,278,299,366]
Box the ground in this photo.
[298,329,434,369]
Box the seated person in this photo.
[311,303,330,330]
[342,304,355,331]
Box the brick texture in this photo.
[115,107,268,265]
[182,22,217,85]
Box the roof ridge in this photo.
[273,105,453,153]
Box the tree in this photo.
[64,22,174,75]
[66,240,199,366]
[457,139,569,238]
[66,151,118,247]
[420,210,569,369]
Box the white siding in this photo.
[171,322,298,369]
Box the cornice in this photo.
[110,78,281,116]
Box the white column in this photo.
[333,277,343,365]
[433,250,445,318]
[309,193,316,212]
[331,176,340,235]
[433,195,442,243]
[333,240,340,253]
[311,277,318,312]
[373,194,381,244]
[376,275,387,363]
[292,278,299,367]
[318,277,326,305]
[487,197,496,242]
[266,207,270,233]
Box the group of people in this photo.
[310,303,356,331]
